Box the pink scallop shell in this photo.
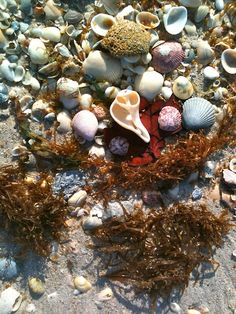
[151,41,184,74]
[158,106,182,132]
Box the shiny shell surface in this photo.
[163,6,187,35]
[91,13,116,37]
[152,41,184,73]
[182,97,216,130]
[136,11,160,29]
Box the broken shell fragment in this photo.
[74,276,92,292]
[28,38,49,65]
[223,169,236,186]
[182,97,216,130]
[152,41,184,74]
[163,6,187,35]
[41,26,61,42]
[110,89,150,143]
[83,50,122,83]
[28,278,45,295]
[221,48,236,74]
[136,11,160,29]
[101,0,121,15]
[134,67,164,101]
[0,287,22,314]
[173,76,194,100]
[91,13,116,37]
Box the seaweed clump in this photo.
[90,204,232,312]
[0,165,67,255]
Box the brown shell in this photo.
[151,41,184,74]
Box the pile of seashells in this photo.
[0,0,234,161]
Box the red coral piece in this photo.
[128,152,154,166]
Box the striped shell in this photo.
[182,97,216,130]
[152,41,184,73]
[83,50,122,83]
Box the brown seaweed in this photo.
[89,204,233,313]
[0,165,67,255]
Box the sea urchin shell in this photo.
[151,41,184,74]
[109,136,129,156]
[158,106,182,132]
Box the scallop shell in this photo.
[83,50,122,83]
[221,48,236,74]
[182,97,216,130]
[178,0,202,7]
[91,13,116,37]
[152,41,184,74]
[136,12,160,29]
[194,5,210,23]
[173,76,193,100]
[134,67,164,101]
[163,6,187,35]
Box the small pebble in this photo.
[192,188,203,201]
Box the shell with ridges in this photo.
[182,97,216,130]
[194,5,210,23]
[178,0,202,7]
[91,13,116,37]
[221,48,236,74]
[83,50,122,83]
[163,6,187,35]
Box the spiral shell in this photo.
[152,41,184,74]
[182,97,216,130]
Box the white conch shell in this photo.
[91,13,116,37]
[221,48,236,74]
[163,6,187,35]
[83,50,122,83]
[110,90,150,143]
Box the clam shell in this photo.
[194,6,210,23]
[74,276,92,292]
[136,11,160,29]
[182,97,216,130]
[91,13,116,37]
[101,0,121,15]
[134,68,164,101]
[173,76,193,100]
[83,50,122,83]
[41,26,61,42]
[0,287,22,314]
[196,41,214,65]
[152,41,184,74]
[178,0,202,7]
[221,48,236,74]
[163,6,187,35]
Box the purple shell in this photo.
[152,41,184,74]
[72,110,98,141]
[158,106,181,132]
[109,136,129,156]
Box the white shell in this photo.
[223,169,236,185]
[41,27,61,42]
[101,0,121,15]
[88,144,105,158]
[173,76,193,100]
[68,190,87,207]
[229,158,236,173]
[196,41,214,65]
[91,13,116,37]
[182,97,216,130]
[72,110,98,141]
[194,5,210,23]
[221,49,236,74]
[83,50,122,83]
[105,86,121,99]
[57,110,72,133]
[136,12,160,29]
[14,65,25,82]
[0,59,15,81]
[178,0,202,7]
[79,94,93,109]
[97,287,113,301]
[0,287,22,314]
[134,68,164,101]
[215,0,224,11]
[163,6,187,35]
[170,302,181,314]
[184,20,197,35]
[57,78,80,109]
[110,89,150,143]
[28,39,49,65]
[74,276,92,292]
[161,86,172,100]
[203,66,219,80]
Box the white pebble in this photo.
[203,66,220,80]
[68,190,87,207]
[170,302,181,313]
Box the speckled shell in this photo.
[182,97,216,130]
[83,50,122,83]
[152,41,184,73]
